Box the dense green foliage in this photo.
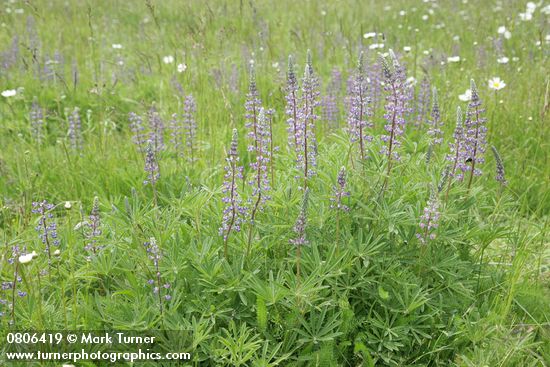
[0,0,549,366]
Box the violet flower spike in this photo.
[347,51,373,160]
[32,200,59,272]
[296,50,320,184]
[84,196,103,259]
[30,97,44,144]
[380,50,412,180]
[285,55,300,150]
[446,106,466,181]
[219,129,248,253]
[144,143,160,187]
[183,94,197,162]
[462,79,488,189]
[147,105,165,153]
[290,189,310,247]
[248,108,272,222]
[143,237,171,314]
[330,166,350,212]
[415,77,431,128]
[128,112,147,153]
[169,112,183,158]
[416,190,440,245]
[67,107,83,151]
[427,87,443,145]
[491,146,508,186]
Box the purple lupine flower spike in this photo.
[84,196,103,259]
[462,79,488,189]
[220,129,247,258]
[129,112,147,153]
[2,246,28,325]
[491,146,507,186]
[245,62,263,152]
[183,94,197,162]
[290,188,310,247]
[32,200,59,274]
[67,107,83,151]
[347,51,373,160]
[30,97,44,144]
[248,108,272,222]
[143,237,171,315]
[147,105,165,154]
[446,106,466,181]
[285,55,300,150]
[330,166,350,212]
[428,87,443,145]
[169,112,183,158]
[416,189,440,245]
[380,50,412,181]
[296,50,320,185]
[144,142,160,205]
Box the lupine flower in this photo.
[461,80,488,188]
[183,94,197,162]
[416,190,440,244]
[347,52,373,160]
[128,112,147,153]
[427,87,443,145]
[143,237,171,314]
[285,55,301,150]
[296,50,320,183]
[330,166,350,212]
[290,189,310,247]
[488,77,506,91]
[30,97,44,144]
[2,246,28,324]
[446,106,467,181]
[380,50,412,170]
[248,108,272,223]
[147,105,165,153]
[169,112,183,158]
[67,107,83,151]
[415,77,431,127]
[220,129,248,257]
[144,143,160,186]
[84,197,102,259]
[491,146,508,186]
[32,200,59,269]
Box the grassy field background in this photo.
[0,0,549,365]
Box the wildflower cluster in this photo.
[143,238,171,313]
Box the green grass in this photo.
[0,0,549,366]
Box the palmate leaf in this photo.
[295,307,343,347]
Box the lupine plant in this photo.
[169,112,184,158]
[296,50,320,187]
[2,246,29,325]
[285,55,299,149]
[32,200,59,276]
[462,79,488,189]
[330,166,350,253]
[29,97,44,144]
[347,52,372,161]
[415,77,431,128]
[428,87,443,145]
[147,105,165,154]
[84,197,102,260]
[445,106,466,201]
[380,50,411,186]
[417,189,440,245]
[67,107,83,151]
[129,112,147,154]
[183,94,197,162]
[491,145,507,186]
[144,237,171,317]
[144,143,160,206]
[220,129,247,259]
